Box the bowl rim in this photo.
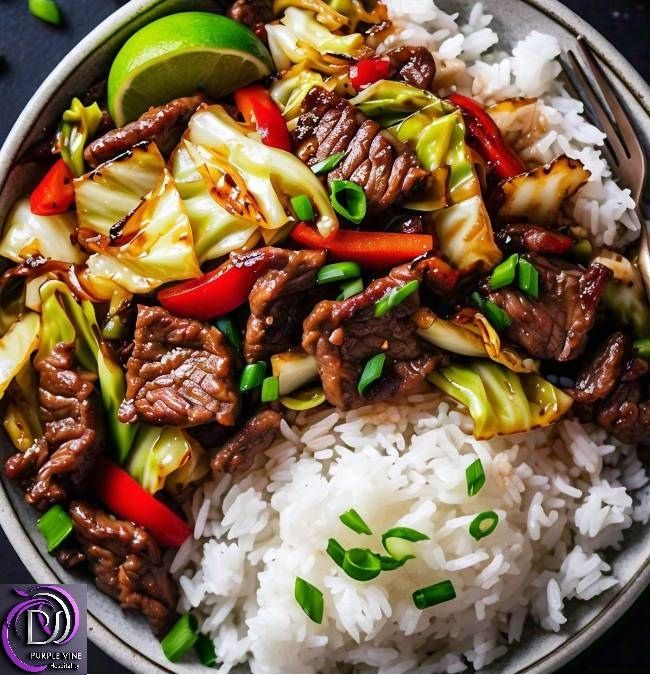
[0,0,648,673]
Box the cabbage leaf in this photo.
[3,364,42,452]
[0,312,40,399]
[0,198,84,264]
[82,170,201,294]
[189,104,338,237]
[274,0,386,31]
[58,97,103,177]
[74,141,166,236]
[429,361,573,439]
[270,69,330,120]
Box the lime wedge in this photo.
[107,12,274,127]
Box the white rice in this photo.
[174,3,648,671]
[175,394,647,672]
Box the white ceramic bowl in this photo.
[0,0,648,672]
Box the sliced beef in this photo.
[412,254,460,295]
[495,224,574,257]
[211,410,282,476]
[60,502,177,636]
[84,95,205,167]
[303,265,440,409]
[118,305,240,428]
[227,0,273,33]
[573,333,650,443]
[292,87,429,214]
[485,254,611,361]
[387,46,436,90]
[4,343,103,509]
[244,248,327,363]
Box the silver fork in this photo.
[561,36,650,299]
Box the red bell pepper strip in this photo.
[349,57,391,90]
[29,159,75,215]
[92,457,191,548]
[158,249,271,321]
[291,222,434,270]
[234,84,292,152]
[447,93,525,181]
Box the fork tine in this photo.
[565,49,629,164]
[577,36,645,167]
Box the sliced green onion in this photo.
[517,258,540,298]
[483,300,512,330]
[338,278,364,300]
[374,280,420,318]
[357,353,386,396]
[216,318,242,350]
[342,548,381,581]
[466,458,486,497]
[261,376,280,402]
[311,151,346,175]
[37,505,73,552]
[330,180,367,224]
[280,386,326,411]
[381,527,429,562]
[489,254,519,290]
[28,0,63,25]
[412,580,456,610]
[572,238,592,263]
[339,508,372,535]
[326,538,346,567]
[294,577,324,624]
[291,194,315,221]
[195,634,217,667]
[317,261,362,285]
[469,511,499,541]
[379,555,405,571]
[161,613,199,662]
[633,338,650,361]
[239,362,266,392]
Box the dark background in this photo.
[0,0,648,672]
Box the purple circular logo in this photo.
[1,585,80,673]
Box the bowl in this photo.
[0,0,648,672]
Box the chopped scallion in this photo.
[466,458,486,497]
[216,318,242,350]
[28,0,63,25]
[161,613,199,662]
[374,280,420,317]
[338,278,364,300]
[572,238,593,263]
[412,580,456,610]
[381,526,429,563]
[469,511,499,541]
[339,508,372,535]
[489,254,519,290]
[317,261,361,285]
[342,548,381,581]
[311,151,346,175]
[483,300,512,330]
[633,338,650,361]
[290,194,315,221]
[326,538,346,567]
[357,353,386,397]
[239,362,266,392]
[37,505,73,552]
[379,555,405,571]
[330,180,367,224]
[517,258,540,298]
[195,634,217,667]
[261,376,280,402]
[280,386,326,411]
[294,577,324,624]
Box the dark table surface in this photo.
[0,0,648,673]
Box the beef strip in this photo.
[118,305,240,428]
[303,264,441,409]
[495,224,574,257]
[84,95,205,167]
[573,332,650,443]
[292,87,429,214]
[386,46,436,90]
[211,409,282,476]
[4,343,103,509]
[227,0,273,32]
[485,254,611,361]
[59,502,177,636]
[244,248,327,363]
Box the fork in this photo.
[561,36,650,300]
